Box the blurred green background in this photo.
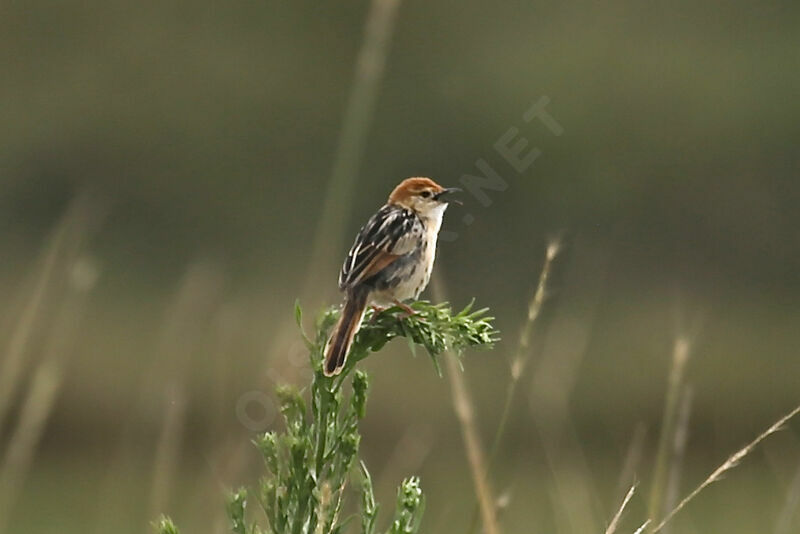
[1,1,799,533]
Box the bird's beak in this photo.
[434,187,462,204]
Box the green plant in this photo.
[158,300,497,534]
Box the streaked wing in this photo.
[339,205,416,289]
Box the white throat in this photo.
[422,203,448,235]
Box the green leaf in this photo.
[387,477,425,534]
[352,370,369,420]
[154,515,180,534]
[254,432,280,475]
[360,461,379,534]
[295,299,313,348]
[295,299,303,328]
[398,319,418,359]
[227,489,248,534]
[276,385,306,430]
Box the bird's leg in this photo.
[392,299,416,317]
[367,305,386,324]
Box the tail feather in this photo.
[324,290,368,376]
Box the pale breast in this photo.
[398,236,436,300]
[370,220,439,305]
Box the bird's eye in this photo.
[420,190,432,198]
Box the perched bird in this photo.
[324,177,460,376]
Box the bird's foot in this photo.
[392,299,417,319]
[368,305,386,323]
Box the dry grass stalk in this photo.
[93,261,223,534]
[444,352,500,534]
[605,484,637,534]
[529,241,610,534]
[615,423,647,504]
[303,0,403,306]
[148,382,188,522]
[491,239,560,459]
[647,335,692,527]
[774,459,800,534]
[512,238,561,380]
[0,192,99,438]
[652,404,800,533]
[0,252,97,534]
[463,239,560,534]
[662,386,693,534]
[431,276,500,534]
[0,359,64,534]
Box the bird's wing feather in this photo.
[339,205,416,289]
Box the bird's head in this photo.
[387,177,461,216]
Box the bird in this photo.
[323,177,460,376]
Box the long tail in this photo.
[324,289,369,376]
